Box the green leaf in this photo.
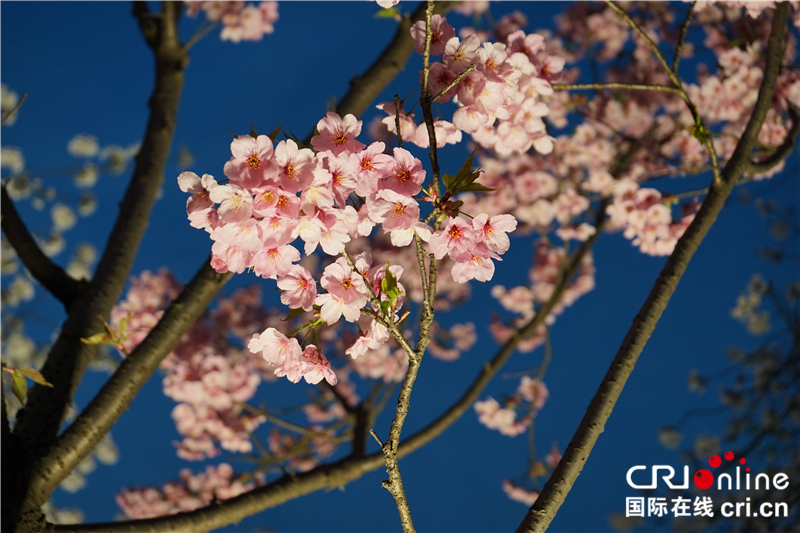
[267,123,283,143]
[118,312,131,337]
[379,300,392,317]
[691,123,709,144]
[375,6,399,18]
[81,332,113,345]
[282,307,307,322]
[455,182,495,193]
[18,368,53,387]
[381,263,401,301]
[443,150,493,195]
[11,372,27,403]
[283,129,307,150]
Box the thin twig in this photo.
[553,82,681,94]
[1,92,27,126]
[431,64,476,103]
[672,2,695,73]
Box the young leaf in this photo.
[283,129,307,150]
[18,368,53,388]
[381,263,401,301]
[267,123,283,142]
[442,150,494,195]
[282,307,307,322]
[375,6,399,18]
[11,372,27,403]
[81,332,113,345]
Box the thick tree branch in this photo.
[1,186,82,309]
[29,262,232,503]
[4,3,190,532]
[514,4,789,532]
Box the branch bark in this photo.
[3,3,189,532]
[29,262,232,503]
[514,4,789,532]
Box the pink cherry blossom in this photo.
[274,139,315,193]
[310,112,366,155]
[276,265,317,311]
[428,217,477,261]
[248,327,302,368]
[223,134,275,190]
[411,14,455,56]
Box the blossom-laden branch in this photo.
[49,198,606,533]
[1,185,83,310]
[3,2,189,531]
[514,4,789,532]
[605,0,723,185]
[375,3,440,530]
[334,1,461,119]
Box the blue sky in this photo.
[2,2,798,532]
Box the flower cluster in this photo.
[377,14,565,157]
[186,1,279,43]
[111,273,277,460]
[474,376,549,437]
[181,111,518,387]
[116,463,263,519]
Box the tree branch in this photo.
[28,262,232,503]
[552,82,681,94]
[514,4,789,532]
[4,3,191,531]
[744,106,800,176]
[1,185,82,309]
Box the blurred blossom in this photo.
[1,146,25,174]
[100,143,140,174]
[453,1,490,16]
[94,432,120,465]
[51,204,77,232]
[41,502,84,525]
[59,470,87,493]
[687,368,707,394]
[40,233,66,257]
[74,163,99,188]
[78,193,97,217]
[76,455,97,476]
[502,479,539,505]
[66,242,98,280]
[2,276,35,307]
[658,426,683,450]
[1,238,19,274]
[1,84,20,126]
[694,433,720,459]
[0,332,36,368]
[177,145,195,169]
[67,134,99,158]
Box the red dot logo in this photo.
[725,451,734,461]
[739,458,746,465]
[709,454,721,468]
[694,469,714,490]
